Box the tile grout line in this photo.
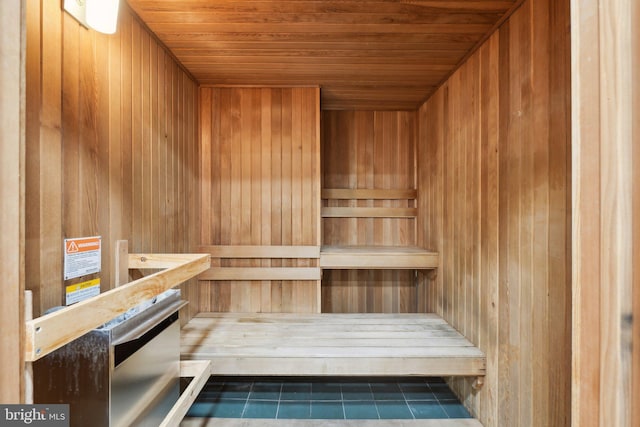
[196,377,469,420]
[398,380,417,420]
[239,380,252,418]
[428,379,452,419]
[369,381,382,420]
[275,381,283,419]
[340,382,346,420]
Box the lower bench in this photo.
[181,313,485,378]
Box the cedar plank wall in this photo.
[417,0,571,426]
[198,87,321,313]
[25,1,200,319]
[572,0,640,426]
[322,111,419,313]
[0,0,25,404]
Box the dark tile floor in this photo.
[186,377,472,420]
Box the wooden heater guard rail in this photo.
[24,253,211,362]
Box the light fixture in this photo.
[63,0,120,35]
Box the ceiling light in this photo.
[63,0,120,35]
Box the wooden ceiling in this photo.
[126,1,519,110]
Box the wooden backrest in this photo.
[321,188,417,218]
[198,245,321,281]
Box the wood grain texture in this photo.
[633,2,640,425]
[25,2,200,318]
[182,313,486,376]
[200,245,320,258]
[321,206,418,218]
[0,0,25,403]
[322,111,418,313]
[571,0,639,426]
[322,188,417,200]
[320,246,439,270]
[126,0,519,110]
[199,268,322,281]
[417,0,570,425]
[198,87,321,313]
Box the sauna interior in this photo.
[1,0,639,426]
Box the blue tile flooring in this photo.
[186,377,472,420]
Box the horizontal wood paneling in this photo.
[322,111,418,313]
[127,0,520,110]
[0,0,24,403]
[198,87,321,313]
[417,0,570,425]
[25,1,200,318]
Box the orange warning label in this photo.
[65,237,101,254]
[64,236,102,280]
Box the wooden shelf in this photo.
[320,245,438,270]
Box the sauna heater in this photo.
[34,289,186,427]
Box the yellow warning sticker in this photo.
[66,278,101,305]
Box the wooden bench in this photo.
[320,245,439,270]
[182,312,485,379]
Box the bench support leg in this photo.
[472,376,485,390]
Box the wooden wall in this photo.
[321,111,419,313]
[198,87,321,313]
[25,1,200,318]
[571,0,640,426]
[417,0,571,425]
[0,0,25,404]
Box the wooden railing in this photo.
[24,253,210,362]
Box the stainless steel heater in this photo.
[34,289,185,427]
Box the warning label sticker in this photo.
[63,236,101,280]
[66,278,101,305]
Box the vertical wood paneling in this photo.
[571,0,639,426]
[633,3,640,425]
[0,0,25,403]
[321,111,417,313]
[417,0,571,425]
[25,2,200,318]
[198,87,321,313]
[38,0,64,312]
